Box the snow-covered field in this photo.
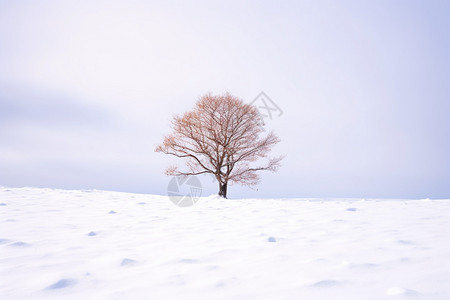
[1,187,449,299]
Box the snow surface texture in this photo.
[1,187,450,299]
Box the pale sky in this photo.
[1,0,449,198]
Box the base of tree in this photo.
[218,182,228,199]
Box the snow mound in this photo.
[9,241,31,247]
[267,236,277,242]
[45,279,77,290]
[120,258,137,266]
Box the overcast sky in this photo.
[1,0,449,199]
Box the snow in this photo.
[1,187,450,299]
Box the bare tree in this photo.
[155,93,283,198]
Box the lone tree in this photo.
[155,93,283,198]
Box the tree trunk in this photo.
[218,181,228,198]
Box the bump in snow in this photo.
[121,258,137,266]
[45,279,76,290]
[9,241,30,247]
[267,236,277,242]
